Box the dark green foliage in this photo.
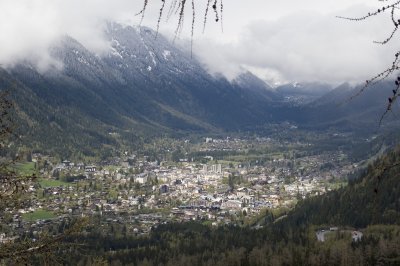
[280,146,400,229]
[63,222,400,266]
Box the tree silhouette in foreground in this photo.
[338,0,400,123]
[138,0,223,34]
[137,0,223,54]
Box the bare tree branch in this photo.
[339,0,400,123]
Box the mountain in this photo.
[12,24,285,129]
[231,71,278,102]
[2,23,281,156]
[275,82,333,105]
[301,81,400,130]
[2,22,400,156]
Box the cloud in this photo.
[194,5,399,85]
[0,0,143,69]
[0,1,397,85]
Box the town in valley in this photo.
[2,127,371,241]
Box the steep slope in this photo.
[0,68,125,158]
[280,81,400,131]
[3,22,400,156]
[0,23,283,156]
[275,82,332,106]
[274,146,400,229]
[9,24,276,133]
[100,23,275,129]
[231,71,278,102]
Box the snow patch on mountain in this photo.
[163,50,171,61]
[149,51,157,66]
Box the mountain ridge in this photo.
[2,23,400,156]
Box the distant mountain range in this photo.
[0,22,398,156]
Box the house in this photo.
[85,166,97,172]
[211,164,222,173]
[236,187,250,197]
[121,161,129,168]
[136,175,148,184]
[221,200,242,210]
[352,231,363,242]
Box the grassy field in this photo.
[22,209,56,221]
[12,162,36,175]
[104,165,119,172]
[39,178,69,188]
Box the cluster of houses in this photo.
[3,136,357,238]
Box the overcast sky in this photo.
[0,0,398,85]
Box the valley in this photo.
[2,128,378,239]
[0,19,400,265]
[1,23,399,160]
